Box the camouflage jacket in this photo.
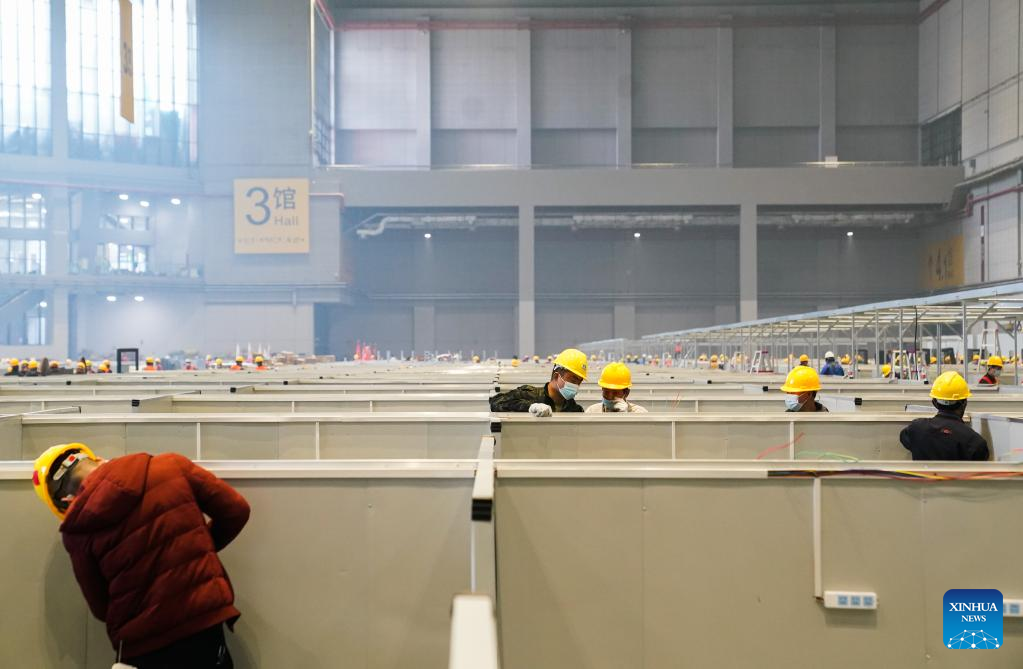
[489,383,584,413]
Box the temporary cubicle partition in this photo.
[4,413,493,461]
[493,460,1023,668]
[494,414,915,461]
[0,460,475,668]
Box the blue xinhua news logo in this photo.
[944,589,1003,650]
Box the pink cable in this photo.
[755,432,806,460]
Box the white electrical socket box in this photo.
[1005,599,1023,617]
[823,591,878,610]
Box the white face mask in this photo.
[784,395,805,411]
[990,368,1002,378]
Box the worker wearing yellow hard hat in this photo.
[26,359,40,377]
[585,362,647,414]
[780,366,827,412]
[4,358,19,376]
[511,356,520,368]
[32,443,102,520]
[899,371,988,460]
[881,364,892,379]
[254,355,268,371]
[144,356,156,372]
[74,361,87,374]
[490,347,587,416]
[978,355,1003,386]
[798,354,810,367]
[532,355,540,364]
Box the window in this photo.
[313,8,333,165]
[97,242,148,273]
[0,190,47,229]
[100,213,149,230]
[0,0,52,156]
[0,238,47,274]
[921,109,961,167]
[67,0,197,165]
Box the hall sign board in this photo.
[922,234,964,290]
[233,178,310,254]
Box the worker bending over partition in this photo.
[585,362,647,414]
[781,366,828,413]
[32,443,250,666]
[490,348,587,416]
[899,371,989,461]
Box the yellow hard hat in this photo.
[972,353,980,362]
[511,358,520,367]
[553,348,588,380]
[840,354,851,364]
[930,356,937,364]
[987,355,1004,368]
[698,354,708,361]
[881,364,892,377]
[931,371,971,402]
[32,443,98,520]
[145,356,154,364]
[49,361,59,368]
[28,360,39,369]
[598,362,632,390]
[710,354,718,363]
[799,354,809,363]
[236,356,244,363]
[532,355,540,362]
[76,362,86,369]
[85,360,92,367]
[255,355,264,363]
[780,366,822,394]
[9,358,19,366]
[215,358,223,364]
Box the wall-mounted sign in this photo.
[922,235,964,290]
[233,178,310,254]
[119,0,133,122]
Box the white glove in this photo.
[613,400,629,413]
[529,403,553,417]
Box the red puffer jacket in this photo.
[60,452,250,657]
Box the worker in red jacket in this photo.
[32,443,250,668]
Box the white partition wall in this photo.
[0,462,474,669]
[494,462,1023,668]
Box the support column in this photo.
[818,21,836,160]
[613,301,636,340]
[518,205,535,356]
[52,288,69,358]
[615,22,632,167]
[515,23,532,166]
[51,0,69,159]
[413,304,436,354]
[739,202,757,321]
[415,18,432,167]
[715,18,733,167]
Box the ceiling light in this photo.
[118,193,129,201]
[38,301,47,308]
[139,200,150,208]
[423,232,432,239]
[633,232,642,239]
[846,231,854,238]
[170,197,181,206]
[134,295,145,302]
[106,295,117,302]
[30,192,42,200]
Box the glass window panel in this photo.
[67,0,197,165]
[0,0,51,156]
[0,239,8,273]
